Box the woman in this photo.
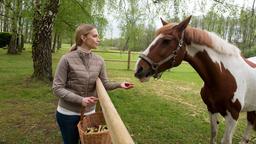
[52,24,134,144]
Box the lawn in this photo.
[0,45,255,144]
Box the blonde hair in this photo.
[70,24,96,52]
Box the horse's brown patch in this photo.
[156,24,213,49]
[184,51,241,119]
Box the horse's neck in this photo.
[183,48,227,86]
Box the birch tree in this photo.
[31,0,59,81]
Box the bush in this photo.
[0,32,12,48]
[244,48,256,58]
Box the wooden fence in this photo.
[94,50,137,70]
[96,78,135,144]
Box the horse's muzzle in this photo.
[134,65,152,80]
[134,65,143,79]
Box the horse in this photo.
[134,15,256,144]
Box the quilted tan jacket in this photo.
[52,49,121,113]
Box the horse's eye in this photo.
[162,39,171,45]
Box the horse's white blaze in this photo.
[186,32,256,112]
[135,34,164,72]
[142,34,164,56]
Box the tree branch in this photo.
[212,0,256,13]
[61,19,76,31]
[70,0,93,23]
[212,0,224,4]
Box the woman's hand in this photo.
[120,82,134,89]
[81,96,98,107]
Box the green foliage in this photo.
[111,0,157,51]
[102,23,155,51]
[243,47,256,57]
[54,0,108,44]
[0,32,12,48]
[101,38,122,49]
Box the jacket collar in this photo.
[77,46,92,54]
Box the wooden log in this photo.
[96,78,134,144]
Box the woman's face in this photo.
[82,28,100,49]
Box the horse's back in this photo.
[223,57,256,112]
[246,56,256,68]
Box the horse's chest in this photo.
[200,85,238,115]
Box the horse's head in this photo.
[134,16,192,82]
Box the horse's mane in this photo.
[156,23,241,56]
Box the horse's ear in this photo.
[176,15,192,32]
[160,17,168,25]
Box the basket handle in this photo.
[80,106,86,125]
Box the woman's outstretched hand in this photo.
[120,82,134,89]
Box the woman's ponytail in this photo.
[69,44,77,52]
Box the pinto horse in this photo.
[134,16,256,144]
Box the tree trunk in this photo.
[228,19,234,43]
[173,0,179,21]
[28,23,33,43]
[32,0,59,82]
[7,0,18,54]
[3,0,10,32]
[24,19,29,43]
[0,2,3,31]
[57,33,61,50]
[123,36,129,51]
[20,34,24,50]
[7,33,18,54]
[51,31,57,53]
[247,0,256,50]
[17,0,23,53]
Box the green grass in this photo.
[0,45,255,143]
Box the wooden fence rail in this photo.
[96,78,135,144]
[94,50,138,70]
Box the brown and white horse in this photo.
[134,16,256,144]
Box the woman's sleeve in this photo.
[52,55,83,104]
[99,60,121,91]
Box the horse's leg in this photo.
[240,122,253,144]
[209,112,218,144]
[240,111,256,144]
[221,111,237,144]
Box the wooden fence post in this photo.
[96,78,135,144]
[127,50,131,70]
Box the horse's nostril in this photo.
[135,66,143,78]
[137,66,143,73]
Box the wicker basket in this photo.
[77,111,112,144]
